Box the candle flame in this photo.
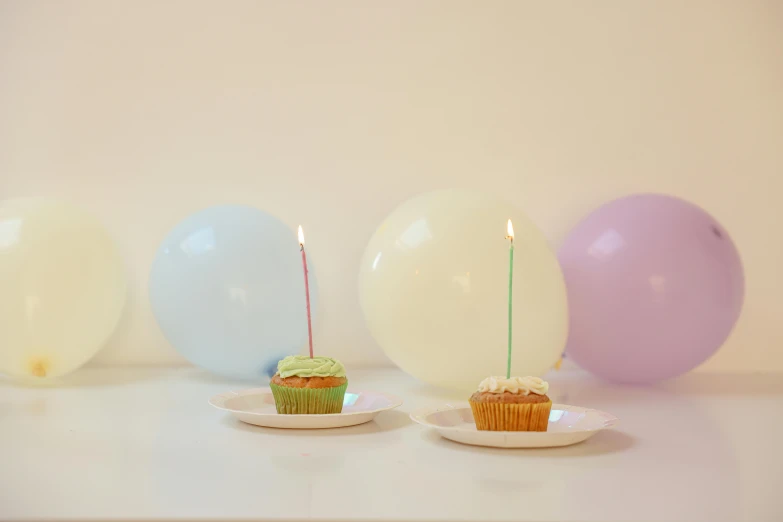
[298,225,305,246]
[507,219,514,240]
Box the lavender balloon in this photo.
[559,194,744,384]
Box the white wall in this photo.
[1,1,781,372]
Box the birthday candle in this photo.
[506,219,514,379]
[298,226,314,358]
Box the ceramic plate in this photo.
[410,403,618,448]
[209,388,403,429]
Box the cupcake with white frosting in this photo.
[469,376,552,431]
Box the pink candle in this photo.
[298,226,314,358]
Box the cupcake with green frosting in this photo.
[270,355,348,414]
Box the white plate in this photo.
[410,403,618,448]
[209,388,403,429]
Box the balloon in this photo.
[359,189,568,393]
[149,205,317,380]
[0,198,127,379]
[559,194,744,384]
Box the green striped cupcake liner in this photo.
[270,382,348,414]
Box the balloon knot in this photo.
[29,358,50,378]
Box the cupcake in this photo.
[469,376,552,431]
[270,355,348,414]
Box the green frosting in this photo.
[277,355,346,378]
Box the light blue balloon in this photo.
[149,205,317,380]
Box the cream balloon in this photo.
[359,190,567,393]
[0,199,126,379]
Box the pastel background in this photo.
[1,0,781,372]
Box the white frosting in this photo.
[477,376,549,395]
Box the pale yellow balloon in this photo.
[0,199,126,379]
[359,190,568,393]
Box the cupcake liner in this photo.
[469,400,552,431]
[270,382,348,414]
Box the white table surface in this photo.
[1,366,782,522]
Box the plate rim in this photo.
[409,402,619,433]
[208,387,404,417]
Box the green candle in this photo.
[507,219,514,379]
